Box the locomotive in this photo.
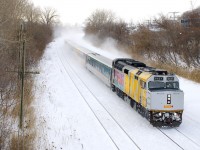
[85,53,184,127]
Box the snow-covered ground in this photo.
[34,27,200,150]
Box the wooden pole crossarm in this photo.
[6,70,40,74]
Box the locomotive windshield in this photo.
[166,82,179,89]
[148,82,165,90]
[148,81,179,90]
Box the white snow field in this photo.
[34,28,200,150]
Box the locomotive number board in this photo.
[167,77,174,81]
[154,77,163,81]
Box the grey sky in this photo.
[33,0,200,25]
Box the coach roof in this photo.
[87,53,113,68]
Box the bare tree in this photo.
[24,3,41,23]
[84,9,116,35]
[112,19,129,43]
[0,0,55,149]
[40,7,58,26]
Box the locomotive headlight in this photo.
[167,94,171,104]
[174,112,180,121]
[174,112,180,118]
[167,94,171,99]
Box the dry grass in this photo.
[123,45,200,83]
[9,78,37,150]
[148,61,200,83]
[10,83,22,119]
[10,130,36,150]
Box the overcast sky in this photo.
[33,0,200,25]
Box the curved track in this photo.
[157,128,184,150]
[157,127,200,150]
[55,42,200,150]
[57,50,141,150]
[174,128,200,148]
[71,63,140,149]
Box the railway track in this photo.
[57,50,141,150]
[57,45,200,150]
[157,128,184,150]
[174,128,200,148]
[157,127,200,150]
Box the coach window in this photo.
[97,61,99,69]
[91,58,94,66]
[95,60,98,69]
[93,59,95,66]
[105,67,108,77]
[100,63,102,73]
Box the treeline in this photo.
[84,10,130,46]
[0,0,57,149]
[84,8,200,69]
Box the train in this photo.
[68,41,184,127]
[84,52,184,127]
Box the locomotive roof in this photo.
[87,53,113,68]
[139,72,152,81]
[114,58,170,75]
[113,58,146,71]
[114,58,146,67]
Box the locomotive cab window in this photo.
[148,81,165,90]
[148,81,179,90]
[166,82,179,89]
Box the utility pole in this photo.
[0,89,3,100]
[7,22,39,129]
[169,12,179,28]
[169,12,179,21]
[18,22,39,129]
[19,23,25,129]
[146,20,151,29]
[5,21,39,150]
[191,1,194,12]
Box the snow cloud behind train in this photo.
[53,25,131,59]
